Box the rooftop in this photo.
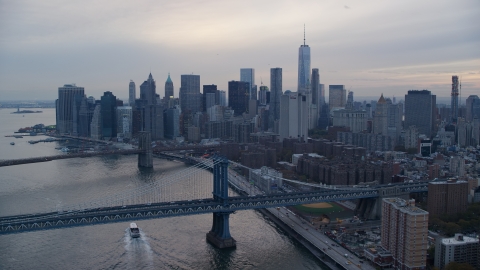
[383,198,429,215]
[441,235,478,246]
[429,178,468,185]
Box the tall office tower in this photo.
[318,104,329,130]
[466,95,480,122]
[279,91,308,140]
[205,93,216,110]
[311,68,320,106]
[100,91,117,139]
[474,118,480,146]
[387,102,403,143]
[451,75,459,123]
[404,125,419,149]
[269,68,282,132]
[374,94,389,135]
[258,85,269,105]
[381,198,428,270]
[435,234,479,270]
[457,117,474,147]
[78,97,95,137]
[71,94,85,136]
[332,109,367,133]
[164,73,174,101]
[129,80,136,106]
[297,27,310,93]
[370,100,377,112]
[450,155,466,176]
[404,90,436,138]
[346,91,354,109]
[90,103,102,140]
[217,90,227,106]
[319,84,325,105]
[308,102,318,130]
[251,85,258,102]
[56,84,85,134]
[428,179,468,217]
[240,68,255,99]
[328,85,346,112]
[279,94,290,139]
[179,74,201,113]
[365,103,372,118]
[138,73,164,140]
[77,98,89,137]
[87,96,95,104]
[164,106,180,139]
[116,106,132,139]
[228,81,249,116]
[207,105,225,122]
[140,73,157,105]
[203,84,218,111]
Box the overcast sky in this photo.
[1,0,479,102]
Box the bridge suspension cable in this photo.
[58,157,223,213]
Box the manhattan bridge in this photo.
[0,133,428,249]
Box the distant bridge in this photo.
[0,149,143,167]
[1,132,154,167]
[1,132,225,168]
[0,155,428,250]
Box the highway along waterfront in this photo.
[0,108,326,270]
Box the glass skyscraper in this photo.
[57,84,85,134]
[405,90,436,138]
[297,33,310,93]
[329,85,346,111]
[179,74,201,113]
[100,91,117,139]
[228,81,249,116]
[128,80,136,106]
[240,68,255,100]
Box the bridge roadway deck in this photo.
[0,149,143,167]
[0,189,379,235]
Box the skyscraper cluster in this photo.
[55,25,480,157]
[55,27,331,144]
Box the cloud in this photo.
[0,0,479,100]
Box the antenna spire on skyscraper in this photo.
[304,24,306,46]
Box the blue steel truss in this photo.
[0,155,428,236]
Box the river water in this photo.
[0,108,324,270]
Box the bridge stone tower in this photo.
[355,186,410,219]
[138,131,153,168]
[206,156,236,248]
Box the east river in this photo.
[0,108,325,270]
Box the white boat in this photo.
[10,142,15,145]
[60,147,69,152]
[129,223,140,238]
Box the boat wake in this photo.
[124,228,154,268]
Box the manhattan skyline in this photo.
[0,0,479,100]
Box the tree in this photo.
[445,262,475,270]
[308,128,328,139]
[427,245,435,259]
[406,148,417,154]
[444,222,461,236]
[458,219,471,231]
